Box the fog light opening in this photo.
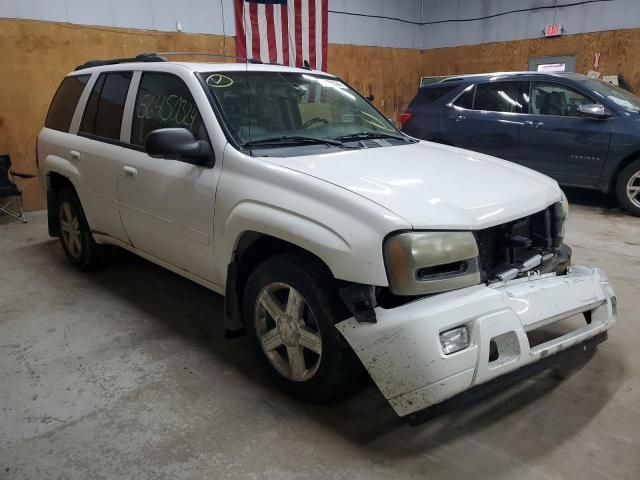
[440,326,470,355]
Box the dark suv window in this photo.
[529,82,594,116]
[80,72,132,140]
[45,75,90,132]
[131,72,206,146]
[453,85,475,109]
[410,85,458,108]
[473,81,523,113]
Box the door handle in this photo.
[524,120,544,128]
[123,166,138,178]
[449,114,466,122]
[70,150,81,161]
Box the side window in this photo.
[530,82,595,116]
[473,81,523,113]
[80,71,132,140]
[452,85,475,109]
[45,75,90,132]
[131,73,206,146]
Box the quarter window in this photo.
[131,73,206,146]
[473,82,523,113]
[453,85,475,109]
[80,71,132,140]
[45,75,90,132]
[530,82,595,116]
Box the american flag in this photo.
[234,0,328,71]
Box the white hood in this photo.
[263,141,562,230]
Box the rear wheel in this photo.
[56,190,111,270]
[616,159,640,216]
[243,253,358,401]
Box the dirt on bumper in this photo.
[335,266,617,417]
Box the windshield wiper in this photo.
[242,135,345,148]
[335,132,408,142]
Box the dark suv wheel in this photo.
[243,252,359,402]
[616,159,640,216]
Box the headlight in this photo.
[383,231,481,295]
[554,190,569,247]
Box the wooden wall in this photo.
[3,18,640,210]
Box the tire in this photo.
[615,159,640,216]
[243,252,359,402]
[56,189,111,270]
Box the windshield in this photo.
[200,71,402,148]
[582,78,640,113]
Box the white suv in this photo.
[38,55,617,422]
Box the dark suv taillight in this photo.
[399,112,414,127]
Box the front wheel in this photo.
[616,159,640,216]
[243,253,359,402]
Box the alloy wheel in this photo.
[59,202,82,259]
[254,282,322,382]
[627,171,640,208]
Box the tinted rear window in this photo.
[80,71,132,140]
[45,75,90,132]
[411,85,458,108]
[453,85,475,109]
[473,81,523,113]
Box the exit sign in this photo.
[545,23,563,37]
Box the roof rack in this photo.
[153,51,281,65]
[74,51,312,71]
[74,53,167,71]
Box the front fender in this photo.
[221,200,383,286]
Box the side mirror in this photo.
[577,104,609,119]
[145,128,213,166]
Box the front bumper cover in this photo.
[335,266,617,418]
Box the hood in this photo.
[262,141,562,230]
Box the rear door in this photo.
[517,80,612,186]
[117,71,221,281]
[441,81,526,162]
[74,71,133,242]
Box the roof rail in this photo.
[74,51,315,71]
[74,53,167,71]
[153,51,278,65]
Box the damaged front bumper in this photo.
[335,266,617,418]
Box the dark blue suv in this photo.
[401,72,640,216]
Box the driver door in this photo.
[517,81,612,186]
[117,71,221,280]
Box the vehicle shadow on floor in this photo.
[563,186,619,211]
[40,240,626,468]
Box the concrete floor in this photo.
[1,190,639,480]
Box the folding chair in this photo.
[0,154,36,223]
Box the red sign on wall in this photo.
[545,23,563,37]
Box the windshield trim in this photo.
[197,70,404,156]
